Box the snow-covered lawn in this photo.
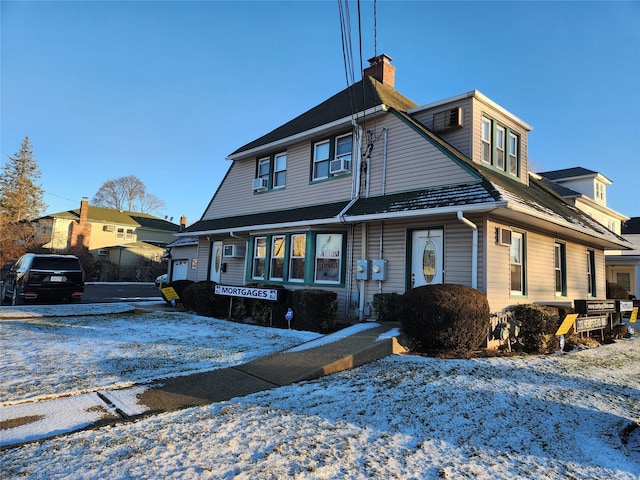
[1,303,639,479]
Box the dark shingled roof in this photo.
[46,207,179,232]
[537,176,581,198]
[538,167,598,181]
[184,201,350,233]
[230,77,418,157]
[622,217,640,234]
[345,183,499,217]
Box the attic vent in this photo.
[433,107,463,132]
[496,227,512,246]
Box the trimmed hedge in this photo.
[291,289,337,332]
[181,281,218,316]
[607,282,629,300]
[372,293,401,322]
[513,304,561,354]
[399,284,490,354]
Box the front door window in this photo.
[411,229,443,288]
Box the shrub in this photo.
[513,304,561,354]
[181,281,217,316]
[607,282,629,300]
[399,284,490,355]
[372,293,401,322]
[291,289,337,332]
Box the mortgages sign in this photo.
[214,285,279,301]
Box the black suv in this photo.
[1,254,85,305]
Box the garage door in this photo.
[172,260,189,281]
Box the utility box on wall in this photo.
[371,259,387,281]
[356,259,370,280]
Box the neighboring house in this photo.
[180,54,632,326]
[164,236,199,282]
[36,197,181,280]
[537,168,638,298]
[605,217,640,299]
[537,167,629,235]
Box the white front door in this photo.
[209,241,223,283]
[411,229,444,288]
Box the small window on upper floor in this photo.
[481,115,520,178]
[253,152,286,192]
[481,117,492,164]
[312,133,353,181]
[595,180,605,202]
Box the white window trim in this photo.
[313,139,331,180]
[272,153,286,189]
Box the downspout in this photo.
[457,211,478,289]
[381,128,388,196]
[359,222,367,322]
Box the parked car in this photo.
[155,273,168,288]
[1,253,85,305]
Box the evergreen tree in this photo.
[0,137,47,265]
[0,136,46,222]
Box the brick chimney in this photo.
[180,215,187,231]
[70,197,91,249]
[79,197,89,224]
[363,54,395,89]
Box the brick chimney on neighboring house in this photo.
[180,215,187,232]
[363,54,395,89]
[70,197,91,249]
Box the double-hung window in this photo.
[255,153,286,191]
[587,249,596,296]
[510,231,525,295]
[252,237,267,280]
[334,134,352,168]
[312,133,353,181]
[270,236,285,280]
[481,118,492,164]
[289,234,306,282]
[273,153,286,188]
[313,140,331,180]
[508,133,518,176]
[554,242,566,296]
[482,116,520,177]
[257,158,270,186]
[495,126,506,170]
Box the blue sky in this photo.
[2,1,639,225]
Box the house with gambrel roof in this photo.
[182,54,631,324]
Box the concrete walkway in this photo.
[0,304,407,448]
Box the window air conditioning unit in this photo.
[98,249,108,256]
[433,107,463,132]
[223,244,246,258]
[329,158,351,175]
[496,227,512,246]
[252,178,268,191]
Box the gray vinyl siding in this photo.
[471,98,529,184]
[485,220,512,312]
[348,215,486,322]
[203,139,353,221]
[195,238,210,282]
[411,98,473,158]
[366,114,477,198]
